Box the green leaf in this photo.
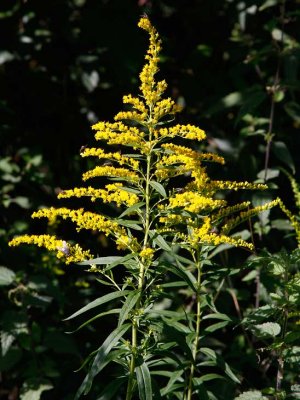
[1,331,15,356]
[96,377,127,400]
[20,381,53,400]
[0,266,16,286]
[67,309,121,333]
[64,290,130,320]
[235,390,268,400]
[136,360,153,400]
[200,347,240,383]
[116,219,143,230]
[257,168,279,181]
[79,256,124,266]
[202,313,232,322]
[150,181,167,197]
[202,321,230,334]
[151,233,172,252]
[253,322,281,338]
[118,290,140,326]
[119,202,145,218]
[272,141,295,173]
[75,323,131,398]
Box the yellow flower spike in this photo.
[92,121,144,148]
[162,143,225,165]
[8,235,92,264]
[277,199,300,246]
[58,184,139,207]
[32,207,126,237]
[168,192,227,213]
[209,180,268,191]
[80,148,139,170]
[221,198,281,235]
[158,124,206,141]
[82,166,139,183]
[122,94,148,114]
[138,16,167,106]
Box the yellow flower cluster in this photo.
[139,247,155,259]
[138,16,167,105]
[189,217,253,250]
[168,192,226,213]
[32,207,125,236]
[221,199,281,235]
[92,121,144,148]
[58,184,139,207]
[82,166,139,183]
[209,180,267,191]
[123,94,147,114]
[277,199,300,246]
[80,147,139,169]
[158,124,206,141]
[114,110,147,123]
[212,201,251,222]
[162,143,225,164]
[152,98,180,123]
[9,235,92,264]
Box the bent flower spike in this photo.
[9,16,278,399]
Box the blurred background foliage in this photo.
[1,0,300,399]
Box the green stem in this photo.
[125,126,153,400]
[186,259,202,400]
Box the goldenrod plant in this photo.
[9,17,280,399]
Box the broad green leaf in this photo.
[119,201,145,218]
[64,290,130,320]
[118,290,140,326]
[272,141,295,173]
[0,331,15,356]
[257,168,279,181]
[253,322,281,338]
[0,266,16,286]
[136,360,152,400]
[235,390,268,400]
[150,181,167,197]
[20,382,53,400]
[75,324,131,398]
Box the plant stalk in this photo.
[125,125,153,400]
[186,260,202,400]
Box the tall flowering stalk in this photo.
[9,17,278,399]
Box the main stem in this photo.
[186,259,202,400]
[125,125,153,400]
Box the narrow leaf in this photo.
[79,256,123,266]
[150,181,167,197]
[119,202,145,218]
[75,324,131,398]
[118,290,140,326]
[136,361,152,400]
[64,290,130,320]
